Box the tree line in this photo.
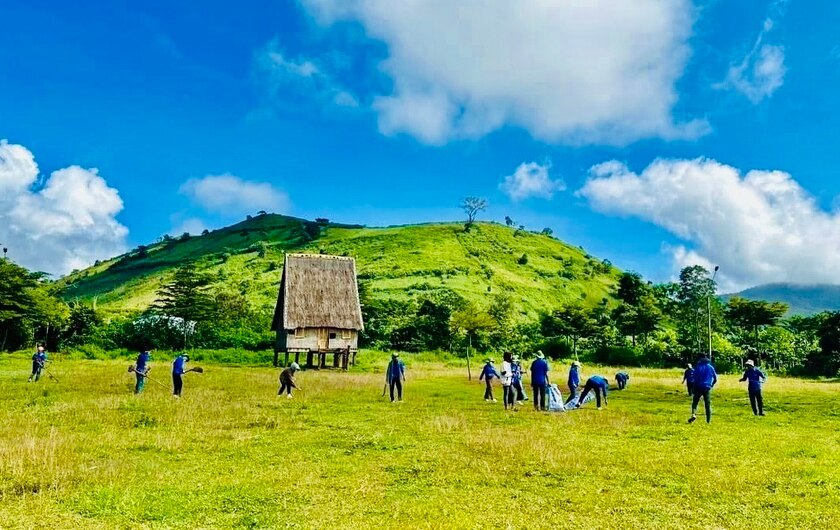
[2,256,840,376]
[0,260,273,354]
[361,265,840,376]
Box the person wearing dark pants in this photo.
[172,353,189,398]
[278,362,301,398]
[28,345,48,382]
[511,356,528,402]
[529,351,550,411]
[386,353,406,403]
[682,364,695,396]
[577,375,609,409]
[134,348,151,394]
[479,359,500,403]
[615,371,629,390]
[688,354,717,424]
[500,352,516,410]
[739,360,767,416]
[565,361,581,405]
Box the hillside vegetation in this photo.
[58,214,621,320]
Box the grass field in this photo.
[1,353,838,529]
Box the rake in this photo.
[128,365,169,389]
[185,367,204,374]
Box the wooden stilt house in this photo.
[271,254,364,369]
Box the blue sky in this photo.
[2,0,839,290]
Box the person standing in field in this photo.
[682,363,695,396]
[576,375,609,410]
[511,355,528,403]
[530,351,550,411]
[172,353,189,398]
[565,361,581,405]
[27,344,48,382]
[739,359,767,416]
[500,352,516,410]
[386,353,406,403]
[278,362,301,399]
[480,358,500,403]
[615,371,630,390]
[688,354,717,424]
[134,347,152,394]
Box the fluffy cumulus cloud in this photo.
[717,13,786,103]
[300,0,706,145]
[0,140,128,275]
[179,174,289,216]
[578,158,840,290]
[500,161,565,202]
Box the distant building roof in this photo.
[272,254,364,331]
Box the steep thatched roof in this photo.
[272,254,364,331]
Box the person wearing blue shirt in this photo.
[688,354,717,424]
[134,348,152,394]
[28,345,48,382]
[682,363,695,396]
[739,359,767,416]
[576,375,609,409]
[479,359,500,403]
[172,353,189,398]
[386,353,406,403]
[565,361,581,405]
[511,355,528,403]
[529,351,550,411]
[615,371,630,390]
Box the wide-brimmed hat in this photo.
[572,361,581,367]
[745,359,755,366]
[290,362,301,371]
[536,351,545,359]
[512,355,520,362]
[487,358,495,363]
[392,352,399,358]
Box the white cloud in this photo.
[500,161,565,202]
[716,11,786,103]
[179,174,289,216]
[0,140,128,275]
[255,40,359,108]
[301,0,706,145]
[579,158,840,290]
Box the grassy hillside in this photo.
[728,283,840,315]
[57,214,621,321]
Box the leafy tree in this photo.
[0,259,39,350]
[63,301,102,345]
[676,265,718,356]
[812,312,840,376]
[616,272,647,306]
[460,197,487,231]
[726,297,788,362]
[504,216,515,227]
[543,305,598,359]
[612,293,662,347]
[540,227,553,236]
[153,263,213,323]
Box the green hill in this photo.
[726,283,840,316]
[57,214,621,321]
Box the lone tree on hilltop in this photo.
[461,197,487,232]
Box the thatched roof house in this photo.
[271,253,363,368]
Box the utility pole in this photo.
[708,266,719,361]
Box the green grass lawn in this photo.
[1,353,838,529]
